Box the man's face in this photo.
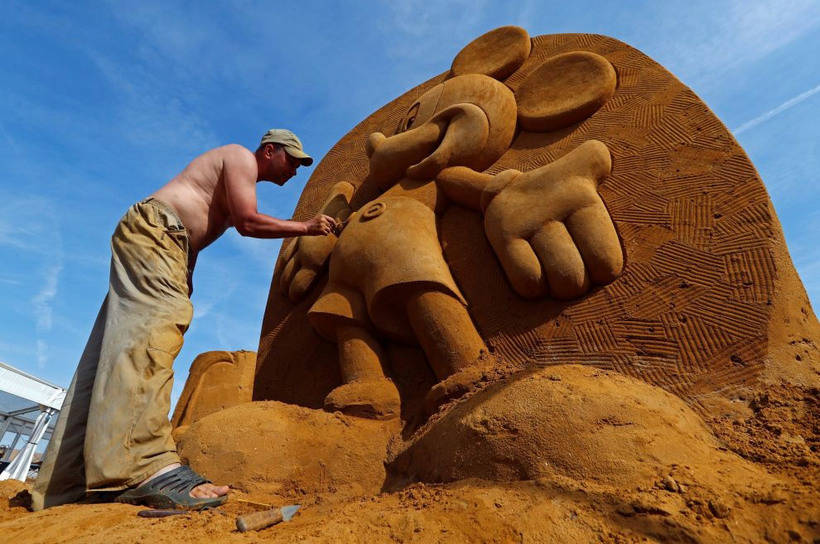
[265,144,300,185]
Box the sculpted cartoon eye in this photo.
[400,103,420,133]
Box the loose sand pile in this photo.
[2,364,816,542]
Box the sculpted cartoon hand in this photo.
[482,140,623,299]
[276,182,355,301]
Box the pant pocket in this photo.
[165,227,189,265]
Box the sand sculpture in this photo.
[256,26,819,427]
[273,28,625,419]
[5,26,814,543]
[170,350,256,439]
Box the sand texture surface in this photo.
[2,364,816,542]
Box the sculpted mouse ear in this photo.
[514,51,617,132]
[450,26,531,80]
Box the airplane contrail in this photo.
[733,83,820,135]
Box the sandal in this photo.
[116,465,227,510]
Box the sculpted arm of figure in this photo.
[276,181,356,302]
[224,150,336,238]
[436,167,522,211]
[456,140,623,300]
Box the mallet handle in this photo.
[236,508,284,532]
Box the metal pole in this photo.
[1,432,22,462]
[0,416,10,442]
[0,408,54,481]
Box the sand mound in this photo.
[0,480,30,523]
[2,369,815,542]
[177,401,397,501]
[389,366,778,492]
[170,350,256,441]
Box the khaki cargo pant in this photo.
[32,198,193,510]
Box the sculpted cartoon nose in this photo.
[366,132,386,158]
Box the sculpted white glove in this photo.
[481,140,623,299]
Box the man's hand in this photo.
[303,214,337,236]
[276,182,354,301]
[483,140,623,300]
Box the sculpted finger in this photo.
[565,204,623,285]
[531,222,589,300]
[488,231,546,298]
[281,238,298,262]
[274,239,296,280]
[273,254,287,287]
[289,267,318,302]
[279,256,298,296]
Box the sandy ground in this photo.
[1,473,815,543]
[2,367,816,543]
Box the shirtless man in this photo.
[32,129,335,511]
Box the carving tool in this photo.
[236,504,301,532]
[333,217,349,236]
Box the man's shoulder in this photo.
[216,144,255,163]
[211,144,257,175]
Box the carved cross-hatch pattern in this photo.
[258,32,788,415]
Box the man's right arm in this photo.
[223,147,335,238]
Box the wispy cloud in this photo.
[383,0,489,64]
[32,260,63,332]
[733,83,820,135]
[191,259,239,319]
[635,0,820,90]
[0,121,20,154]
[0,194,64,370]
[35,340,48,370]
[88,52,219,161]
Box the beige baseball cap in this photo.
[260,128,314,166]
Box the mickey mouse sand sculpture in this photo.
[276,27,623,418]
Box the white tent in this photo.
[0,362,65,482]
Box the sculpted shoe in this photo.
[323,378,401,420]
[424,366,487,415]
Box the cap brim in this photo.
[284,146,314,166]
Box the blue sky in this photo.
[1,1,818,417]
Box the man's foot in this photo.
[143,463,229,499]
[116,464,228,510]
[324,378,401,420]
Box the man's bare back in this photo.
[150,143,336,280]
[151,144,252,253]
